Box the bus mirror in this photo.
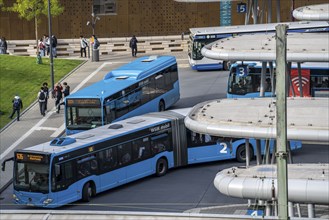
[1,157,14,172]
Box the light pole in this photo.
[87,12,100,35]
[47,0,54,91]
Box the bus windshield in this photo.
[66,105,103,131]
[228,66,272,96]
[14,162,49,194]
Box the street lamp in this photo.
[87,13,100,35]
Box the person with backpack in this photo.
[129,35,138,57]
[38,87,46,116]
[9,95,23,121]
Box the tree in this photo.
[3,0,64,53]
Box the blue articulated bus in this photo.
[5,108,301,208]
[227,62,329,98]
[65,55,180,135]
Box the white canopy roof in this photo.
[201,32,329,62]
[184,98,329,142]
[293,4,329,21]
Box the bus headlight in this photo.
[13,194,19,201]
[43,198,53,205]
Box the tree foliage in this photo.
[2,0,64,52]
[5,0,64,22]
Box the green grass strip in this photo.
[0,55,83,129]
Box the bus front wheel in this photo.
[159,100,165,112]
[155,158,168,177]
[82,182,94,202]
[236,144,254,163]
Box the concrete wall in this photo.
[6,35,188,57]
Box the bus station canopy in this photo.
[201,32,329,62]
[184,98,329,143]
[293,4,329,21]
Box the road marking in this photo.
[0,111,54,160]
[35,127,58,131]
[0,62,111,160]
[51,124,65,137]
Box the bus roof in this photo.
[293,4,329,21]
[19,109,189,156]
[68,55,176,99]
[189,21,329,36]
[201,32,329,62]
[185,98,329,142]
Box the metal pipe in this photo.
[288,202,294,217]
[260,62,267,97]
[256,139,261,165]
[297,62,303,97]
[245,139,250,168]
[307,204,315,218]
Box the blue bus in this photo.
[227,62,329,98]
[4,108,301,208]
[65,55,180,135]
[188,21,329,71]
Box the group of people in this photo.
[79,34,138,58]
[79,34,100,57]
[37,82,70,116]
[38,34,58,57]
[9,82,70,122]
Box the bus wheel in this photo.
[82,182,93,202]
[159,100,165,112]
[236,144,254,163]
[155,158,168,177]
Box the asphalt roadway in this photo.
[0,51,328,218]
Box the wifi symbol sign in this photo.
[291,76,309,91]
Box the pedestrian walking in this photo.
[42,82,49,111]
[54,83,63,113]
[80,35,88,57]
[9,95,23,121]
[38,87,46,116]
[0,37,8,54]
[57,82,70,113]
[52,35,58,58]
[129,35,138,57]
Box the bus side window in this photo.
[99,148,118,171]
[52,162,73,191]
[151,132,170,155]
[132,137,150,161]
[118,143,132,165]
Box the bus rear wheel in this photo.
[236,144,254,163]
[155,158,168,177]
[82,182,94,202]
[159,100,165,112]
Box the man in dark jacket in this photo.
[129,35,138,57]
[9,95,23,121]
[57,82,70,113]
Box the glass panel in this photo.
[14,162,49,193]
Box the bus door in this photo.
[171,116,188,167]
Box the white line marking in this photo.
[51,124,65,137]
[35,127,58,131]
[0,111,53,160]
[0,62,112,160]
